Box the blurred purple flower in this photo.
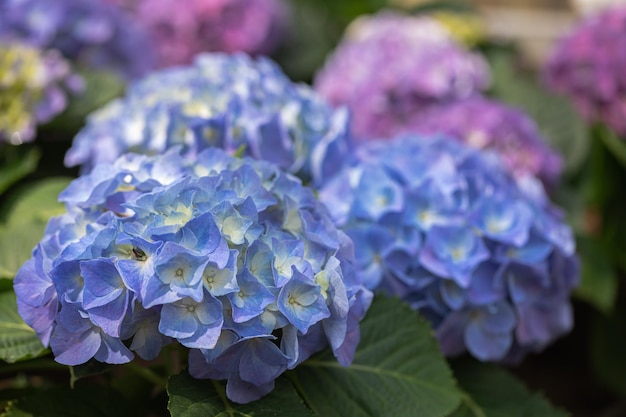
[108,0,288,68]
[314,11,490,141]
[544,5,626,136]
[409,97,563,186]
[0,0,155,79]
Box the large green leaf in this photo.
[574,236,617,314]
[291,295,460,417]
[0,291,46,363]
[448,360,569,417]
[167,296,461,417]
[0,178,70,279]
[1,384,135,417]
[168,372,314,417]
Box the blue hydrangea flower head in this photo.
[319,135,579,362]
[14,147,372,403]
[0,0,155,79]
[65,53,351,186]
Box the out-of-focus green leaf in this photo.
[0,147,40,196]
[488,52,590,177]
[574,236,618,314]
[167,373,313,417]
[448,360,569,417]
[0,291,46,363]
[0,178,70,279]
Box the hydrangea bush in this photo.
[544,5,626,137]
[0,0,155,79]
[314,11,490,141]
[14,147,372,403]
[107,0,288,67]
[65,53,350,186]
[319,135,579,362]
[410,97,563,187]
[0,42,81,144]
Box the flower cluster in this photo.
[319,135,579,362]
[0,0,155,79]
[409,97,563,187]
[544,5,626,136]
[66,53,351,186]
[107,0,288,68]
[314,11,490,141]
[14,147,372,403]
[0,42,81,144]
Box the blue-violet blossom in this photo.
[14,148,372,403]
[319,135,579,362]
[65,53,351,186]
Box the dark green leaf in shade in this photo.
[290,295,461,417]
[0,178,70,279]
[0,291,46,363]
[167,371,314,417]
[574,236,618,315]
[1,384,135,417]
[448,360,569,417]
[590,304,626,398]
[70,360,115,388]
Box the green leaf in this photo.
[291,295,461,417]
[448,360,569,417]
[0,178,70,279]
[0,291,46,363]
[1,384,135,417]
[488,52,590,177]
[167,296,460,417]
[574,236,618,314]
[0,147,40,196]
[167,372,314,417]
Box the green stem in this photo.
[212,379,238,417]
[125,362,167,388]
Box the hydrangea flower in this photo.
[544,5,626,136]
[409,97,563,187]
[14,148,372,403]
[65,53,351,186]
[314,11,490,141]
[0,42,81,144]
[107,0,288,67]
[0,0,155,79]
[318,135,579,362]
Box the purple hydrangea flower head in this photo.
[409,97,564,187]
[544,5,626,136]
[14,147,372,403]
[107,0,288,68]
[318,135,579,362]
[65,53,351,186]
[314,11,490,141]
[0,41,82,144]
[0,0,155,79]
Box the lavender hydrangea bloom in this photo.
[107,0,288,68]
[0,42,81,144]
[65,53,351,186]
[0,0,155,79]
[14,148,372,403]
[314,11,490,141]
[319,135,579,362]
[410,97,563,186]
[544,5,626,136]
